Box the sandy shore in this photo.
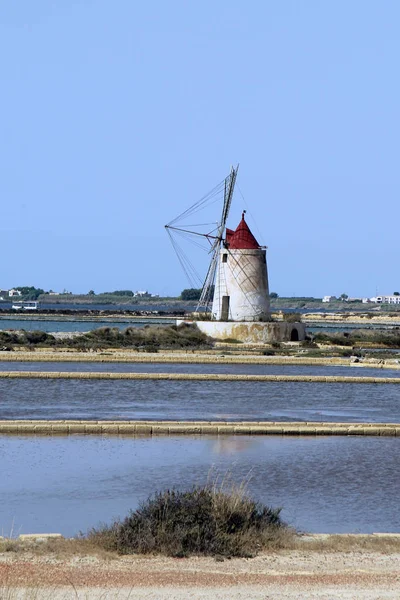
[2,547,400,599]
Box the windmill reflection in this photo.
[211,437,259,456]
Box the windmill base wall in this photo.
[182,321,306,344]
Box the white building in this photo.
[370,295,400,305]
[212,213,270,321]
[134,290,150,297]
[322,295,336,303]
[8,289,22,297]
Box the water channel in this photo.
[1,362,400,422]
[1,361,400,377]
[0,434,399,537]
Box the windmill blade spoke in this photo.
[197,247,219,310]
[166,228,203,289]
[167,179,226,227]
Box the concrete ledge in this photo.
[1,371,400,384]
[0,420,400,436]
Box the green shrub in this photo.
[180,288,202,301]
[314,330,400,348]
[66,323,213,350]
[21,330,56,345]
[0,324,214,351]
[0,332,19,345]
[339,349,354,357]
[88,484,289,558]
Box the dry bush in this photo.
[67,323,213,351]
[0,324,213,351]
[87,481,291,558]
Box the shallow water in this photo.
[1,360,400,378]
[0,435,399,537]
[0,318,171,332]
[1,374,400,422]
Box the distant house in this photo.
[8,289,22,297]
[134,290,150,297]
[322,295,336,303]
[0,289,7,300]
[371,295,400,305]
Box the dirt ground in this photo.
[1,548,400,599]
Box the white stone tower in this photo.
[212,212,270,321]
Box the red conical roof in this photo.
[225,212,260,249]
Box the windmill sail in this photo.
[165,165,239,311]
[196,166,238,311]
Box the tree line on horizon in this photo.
[6,286,399,303]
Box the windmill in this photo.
[165,165,239,312]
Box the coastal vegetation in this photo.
[314,329,400,348]
[3,289,400,312]
[180,288,202,300]
[87,481,289,558]
[2,325,400,356]
[0,323,213,351]
[11,286,45,300]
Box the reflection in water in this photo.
[211,437,259,455]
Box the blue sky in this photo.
[1,0,399,297]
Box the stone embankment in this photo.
[299,311,400,325]
[0,420,399,436]
[1,350,399,369]
[1,370,400,383]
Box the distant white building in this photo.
[134,290,150,297]
[8,289,22,297]
[323,295,375,304]
[370,295,400,305]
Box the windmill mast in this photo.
[196,165,239,312]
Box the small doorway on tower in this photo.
[221,295,230,321]
[290,328,299,341]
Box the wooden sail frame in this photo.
[165,165,239,311]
